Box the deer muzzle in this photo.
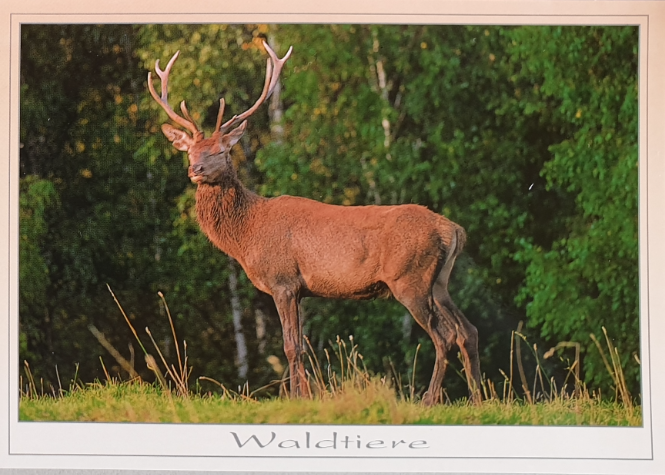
[188,164,205,184]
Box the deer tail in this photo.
[437,221,466,274]
[453,225,467,255]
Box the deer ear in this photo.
[161,124,193,152]
[221,121,247,148]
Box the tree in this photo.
[508,26,640,392]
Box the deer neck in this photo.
[195,176,263,261]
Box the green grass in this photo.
[19,379,641,426]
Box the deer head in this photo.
[148,41,293,185]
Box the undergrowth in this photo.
[19,287,642,426]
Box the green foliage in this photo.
[509,26,640,390]
[19,177,57,362]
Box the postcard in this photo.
[1,0,664,473]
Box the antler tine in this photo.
[219,41,292,133]
[148,50,202,139]
[214,99,226,133]
[180,100,198,126]
[263,42,293,98]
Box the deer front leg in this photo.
[273,289,308,398]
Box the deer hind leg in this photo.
[272,288,309,398]
[390,282,452,406]
[432,261,482,403]
[435,296,482,402]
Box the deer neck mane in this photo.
[194,174,263,260]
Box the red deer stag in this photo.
[148,41,482,405]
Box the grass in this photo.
[18,288,642,426]
[19,378,640,426]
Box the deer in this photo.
[148,41,482,405]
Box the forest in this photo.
[18,23,639,402]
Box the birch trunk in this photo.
[268,31,285,145]
[227,260,248,380]
[255,308,267,355]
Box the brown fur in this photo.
[184,145,482,404]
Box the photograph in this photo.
[17,21,642,426]
[2,1,664,474]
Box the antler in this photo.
[149,42,292,140]
[217,41,293,134]
[148,51,203,141]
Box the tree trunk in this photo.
[365,28,396,206]
[268,31,285,145]
[255,308,267,355]
[227,260,248,380]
